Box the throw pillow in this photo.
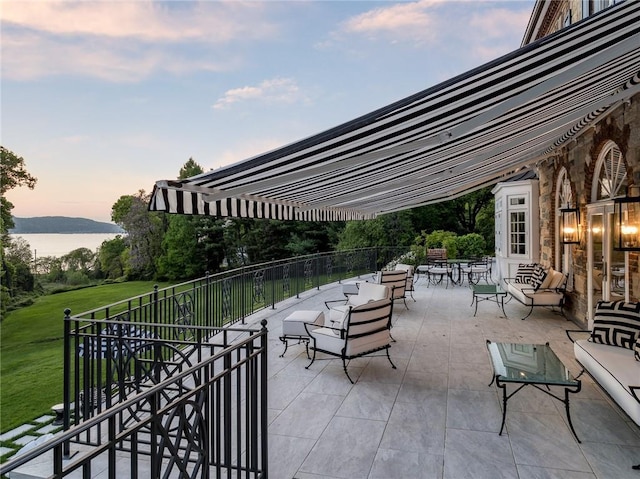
[590,301,640,349]
[515,263,536,284]
[635,337,640,361]
[539,267,555,289]
[530,264,548,291]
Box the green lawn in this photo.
[0,281,171,432]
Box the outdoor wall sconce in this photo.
[560,207,580,244]
[614,188,640,251]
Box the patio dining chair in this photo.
[462,257,493,285]
[425,259,452,288]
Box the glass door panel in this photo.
[587,203,628,322]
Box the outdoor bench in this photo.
[566,300,640,427]
[503,263,567,320]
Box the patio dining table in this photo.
[416,259,472,286]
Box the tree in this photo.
[99,236,127,279]
[61,248,96,273]
[449,188,495,234]
[155,159,228,279]
[337,212,413,251]
[3,237,35,296]
[157,215,203,280]
[180,157,205,179]
[111,190,163,279]
[1,147,37,234]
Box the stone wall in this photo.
[535,94,640,327]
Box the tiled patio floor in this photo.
[242,276,640,479]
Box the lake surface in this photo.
[9,233,123,258]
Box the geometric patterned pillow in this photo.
[635,337,640,361]
[530,264,548,291]
[590,301,640,349]
[515,263,537,284]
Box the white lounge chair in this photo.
[305,297,396,383]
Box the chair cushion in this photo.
[548,270,566,289]
[353,282,389,303]
[574,339,640,425]
[515,263,536,284]
[590,301,640,349]
[395,263,414,275]
[530,264,547,291]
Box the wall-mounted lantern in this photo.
[614,188,640,251]
[560,207,580,244]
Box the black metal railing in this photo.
[61,248,399,426]
[1,247,407,477]
[0,321,269,478]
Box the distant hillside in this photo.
[10,217,124,234]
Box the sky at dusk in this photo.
[2,0,534,223]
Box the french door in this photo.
[587,202,627,322]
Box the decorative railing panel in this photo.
[1,322,269,478]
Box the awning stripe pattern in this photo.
[149,1,640,220]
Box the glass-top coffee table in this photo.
[486,340,582,442]
[471,284,507,317]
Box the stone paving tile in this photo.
[0,424,33,441]
[33,415,54,424]
[0,447,13,456]
[13,435,38,446]
[35,424,59,435]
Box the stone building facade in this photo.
[521,0,640,328]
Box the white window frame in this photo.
[508,195,528,257]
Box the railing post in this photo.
[205,271,211,328]
[63,308,71,458]
[152,285,162,382]
[260,319,269,478]
[295,259,301,299]
[271,262,276,310]
[241,266,246,324]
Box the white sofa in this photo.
[568,300,640,426]
[503,263,567,320]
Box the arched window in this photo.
[591,141,627,202]
[587,140,629,312]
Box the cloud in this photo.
[2,1,275,43]
[340,0,443,45]
[1,1,277,81]
[330,0,531,55]
[213,78,306,110]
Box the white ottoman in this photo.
[342,281,361,296]
[280,310,324,357]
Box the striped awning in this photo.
[149,0,640,221]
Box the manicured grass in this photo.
[0,281,171,432]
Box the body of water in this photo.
[9,233,123,258]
